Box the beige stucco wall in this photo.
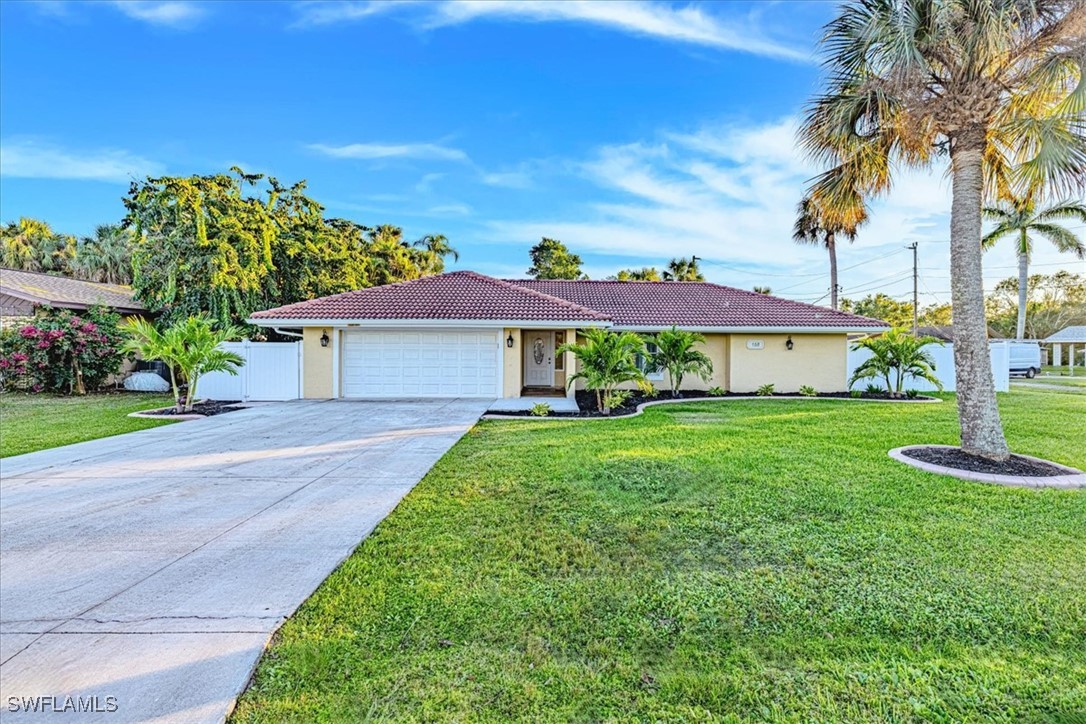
[728,333,848,393]
[502,327,522,397]
[302,327,334,399]
[572,333,729,393]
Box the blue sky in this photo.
[2,0,1082,306]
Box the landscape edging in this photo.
[888,444,1086,489]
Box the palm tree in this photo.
[0,218,73,273]
[558,328,646,414]
[663,257,704,281]
[73,224,135,284]
[793,167,869,310]
[983,198,1086,340]
[613,267,662,281]
[411,234,459,275]
[648,327,714,397]
[123,315,245,412]
[753,286,772,295]
[800,0,1085,461]
[849,329,944,397]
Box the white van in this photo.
[1007,341,1042,378]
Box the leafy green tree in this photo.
[123,315,245,412]
[983,197,1086,339]
[841,294,916,328]
[849,329,944,397]
[527,238,585,279]
[647,326,714,397]
[986,271,1086,340]
[72,224,134,284]
[799,0,1086,460]
[558,328,645,414]
[663,257,704,281]
[611,267,662,281]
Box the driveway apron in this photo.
[0,398,490,722]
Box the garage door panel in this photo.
[342,329,499,398]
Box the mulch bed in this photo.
[150,401,246,417]
[493,389,936,418]
[901,446,1067,477]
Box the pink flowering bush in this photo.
[0,306,126,394]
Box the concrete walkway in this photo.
[0,399,490,722]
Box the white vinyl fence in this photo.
[847,340,1010,393]
[198,340,302,401]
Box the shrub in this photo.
[865,383,882,394]
[637,379,659,398]
[850,389,863,398]
[0,305,126,394]
[646,326,713,397]
[905,389,920,399]
[799,385,817,397]
[559,329,645,414]
[708,386,726,396]
[529,402,551,417]
[603,389,633,410]
[123,315,245,412]
[849,328,943,398]
[756,383,775,397]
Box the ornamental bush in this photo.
[0,306,126,394]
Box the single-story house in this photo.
[249,271,888,400]
[1044,326,1086,368]
[0,268,146,322]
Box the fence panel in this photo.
[199,340,301,401]
[847,340,1010,393]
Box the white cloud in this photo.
[293,0,808,61]
[110,1,205,27]
[426,203,472,216]
[308,142,469,163]
[0,139,164,182]
[480,168,534,189]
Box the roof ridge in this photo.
[700,280,886,324]
[473,272,611,320]
[0,267,134,292]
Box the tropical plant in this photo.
[708,386,726,396]
[412,234,459,275]
[849,329,944,398]
[850,389,863,398]
[529,402,551,417]
[558,328,645,414]
[527,238,585,279]
[0,306,125,395]
[799,0,1086,460]
[123,315,245,412]
[752,286,772,295]
[636,379,659,398]
[865,383,882,395]
[0,218,74,274]
[982,197,1086,339]
[603,389,633,410]
[647,327,714,397]
[612,267,663,282]
[72,224,134,284]
[662,257,704,281]
[793,171,868,310]
[799,385,818,397]
[756,383,775,397]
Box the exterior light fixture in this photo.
[785,336,794,351]
[506,333,515,348]
[320,331,330,348]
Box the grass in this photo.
[0,392,176,458]
[233,391,1086,722]
[1020,376,1086,390]
[1041,365,1085,377]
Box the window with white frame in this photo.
[636,342,664,380]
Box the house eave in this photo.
[611,325,890,334]
[246,317,613,329]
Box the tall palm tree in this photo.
[411,234,459,275]
[0,218,72,273]
[800,0,1086,461]
[663,257,704,282]
[73,224,135,284]
[983,198,1086,339]
[793,170,868,310]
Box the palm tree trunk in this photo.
[949,126,1009,461]
[1016,243,1028,341]
[827,232,838,310]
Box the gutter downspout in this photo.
[273,327,304,339]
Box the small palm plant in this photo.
[647,327,714,397]
[558,328,645,414]
[849,329,943,398]
[124,315,245,412]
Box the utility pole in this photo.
[906,242,918,336]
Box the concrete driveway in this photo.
[0,398,490,722]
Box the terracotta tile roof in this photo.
[0,268,145,313]
[509,279,888,329]
[252,271,887,330]
[250,271,611,322]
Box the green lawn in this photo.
[1041,365,1085,378]
[1028,375,1086,389]
[0,392,176,458]
[233,391,1086,722]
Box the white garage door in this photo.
[341,329,500,398]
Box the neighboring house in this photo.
[0,268,145,322]
[249,271,888,399]
[1044,326,1086,368]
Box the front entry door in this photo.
[523,331,555,387]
